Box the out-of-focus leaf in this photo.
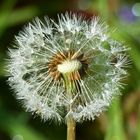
[136,107,140,140]
[0,54,6,77]
[0,111,48,140]
[0,2,38,37]
[96,0,109,17]
[121,22,140,39]
[130,44,140,72]
[0,0,17,13]
[0,0,17,36]
[105,97,126,140]
[8,122,47,140]
[7,6,39,27]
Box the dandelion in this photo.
[7,13,129,140]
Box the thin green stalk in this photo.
[63,74,76,140]
[67,117,76,140]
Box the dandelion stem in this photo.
[63,74,76,140]
[67,116,76,140]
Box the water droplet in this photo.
[65,39,72,44]
[77,41,80,45]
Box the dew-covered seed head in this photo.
[7,13,129,122]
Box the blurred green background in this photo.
[0,0,140,140]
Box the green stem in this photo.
[67,117,76,140]
[63,74,76,140]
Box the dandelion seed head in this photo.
[7,12,129,122]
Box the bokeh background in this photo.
[0,0,140,140]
